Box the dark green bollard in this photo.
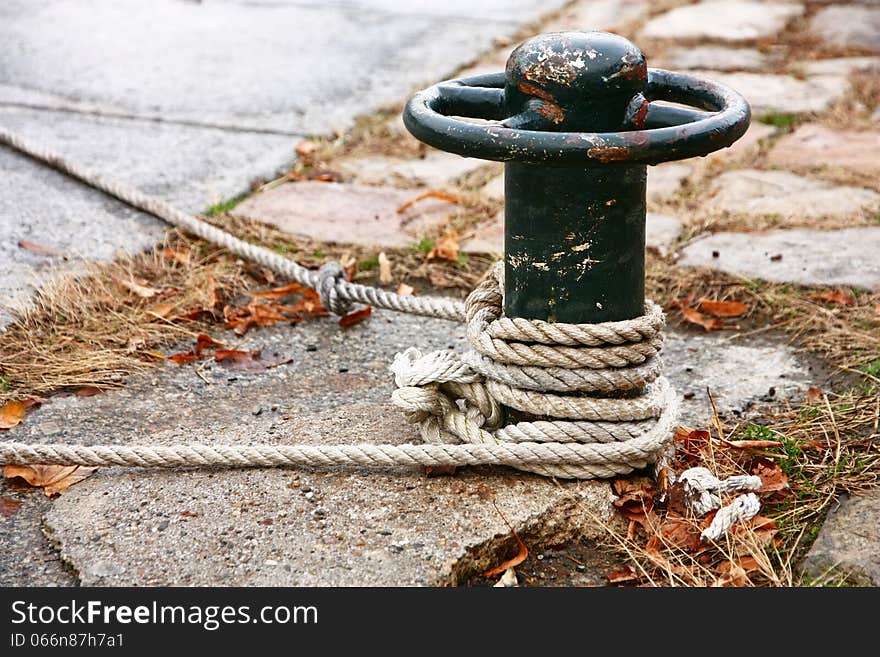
[403,31,751,324]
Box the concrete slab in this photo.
[640,1,803,42]
[678,227,880,291]
[685,72,849,117]
[658,46,771,72]
[705,170,880,219]
[337,152,486,188]
[647,163,692,203]
[810,5,880,53]
[231,181,457,247]
[646,213,682,256]
[0,0,549,136]
[767,124,880,179]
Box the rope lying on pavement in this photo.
[0,126,678,479]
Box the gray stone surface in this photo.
[647,163,692,202]
[706,121,776,164]
[802,56,880,76]
[542,0,648,32]
[662,331,810,427]
[659,46,771,72]
[0,0,565,324]
[337,152,485,188]
[800,492,880,586]
[9,311,620,586]
[480,174,505,202]
[678,227,880,290]
[706,169,880,219]
[646,212,682,256]
[767,124,880,178]
[2,304,816,586]
[640,1,803,42]
[810,5,880,53]
[686,72,848,117]
[462,212,504,255]
[231,181,457,247]
[0,0,562,136]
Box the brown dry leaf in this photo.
[0,496,22,518]
[169,353,198,365]
[680,306,723,331]
[805,386,823,404]
[396,283,414,297]
[214,349,292,373]
[427,230,461,262]
[250,282,310,300]
[698,298,748,318]
[650,516,704,553]
[147,302,176,319]
[750,458,788,492]
[195,333,224,357]
[0,400,26,430]
[18,239,64,257]
[295,140,320,164]
[484,503,529,578]
[162,247,192,266]
[378,252,393,284]
[3,465,97,497]
[119,278,159,298]
[807,290,856,306]
[396,190,460,214]
[75,386,103,397]
[339,306,372,328]
[712,561,749,587]
[606,564,642,585]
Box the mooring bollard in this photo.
[404,31,750,324]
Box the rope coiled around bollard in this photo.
[0,125,678,479]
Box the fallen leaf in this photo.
[168,353,198,365]
[0,400,26,430]
[21,397,45,410]
[295,140,320,164]
[378,252,393,284]
[0,496,22,517]
[807,290,856,306]
[74,386,103,397]
[18,239,64,257]
[162,247,192,266]
[396,190,460,214]
[680,306,724,331]
[195,333,224,357]
[339,306,372,328]
[3,465,96,497]
[396,283,414,297]
[484,521,529,578]
[722,439,783,449]
[648,516,704,552]
[750,458,788,492]
[214,349,292,373]
[427,230,461,262]
[147,302,176,319]
[698,298,748,318]
[605,564,642,585]
[119,278,159,298]
[250,282,310,300]
[805,386,823,404]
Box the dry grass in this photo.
[582,385,879,587]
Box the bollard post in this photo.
[403,30,750,325]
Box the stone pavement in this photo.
[2,0,880,586]
[0,0,568,325]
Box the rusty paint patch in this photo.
[587,145,630,162]
[518,82,555,103]
[632,99,649,129]
[534,100,564,125]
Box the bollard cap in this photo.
[505,32,647,132]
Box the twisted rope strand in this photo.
[0,127,679,480]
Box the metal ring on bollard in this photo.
[403,68,751,165]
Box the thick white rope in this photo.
[0,127,679,479]
[678,467,764,541]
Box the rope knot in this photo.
[317,262,353,316]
